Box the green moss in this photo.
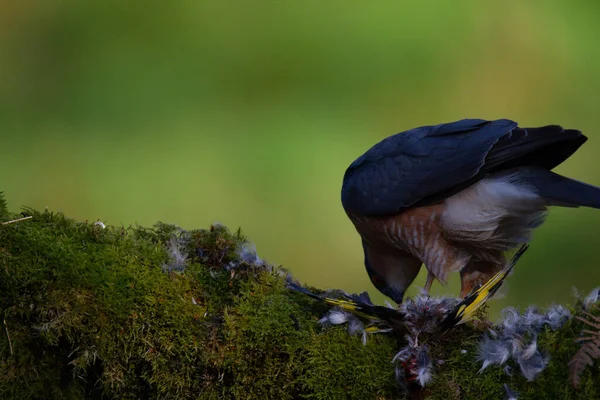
[0,207,213,398]
[0,198,401,399]
[0,195,599,399]
[301,327,401,399]
[0,192,7,219]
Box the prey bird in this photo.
[342,119,600,304]
[286,244,530,333]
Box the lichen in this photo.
[0,192,599,399]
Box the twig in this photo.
[3,319,13,355]
[1,216,32,225]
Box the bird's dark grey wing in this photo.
[341,119,515,215]
[341,118,586,216]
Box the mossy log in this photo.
[0,193,599,400]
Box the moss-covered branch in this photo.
[0,193,599,399]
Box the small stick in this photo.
[3,319,13,355]
[1,216,32,225]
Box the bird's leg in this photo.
[423,271,435,295]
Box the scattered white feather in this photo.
[237,242,264,266]
[520,337,538,360]
[477,335,511,372]
[509,334,524,357]
[347,319,368,345]
[500,307,521,333]
[162,236,188,272]
[392,340,434,387]
[584,287,600,310]
[415,347,433,386]
[543,304,571,330]
[477,303,569,381]
[319,309,351,326]
[517,345,548,381]
[503,383,519,400]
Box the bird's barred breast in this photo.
[348,204,467,281]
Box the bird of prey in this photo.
[341,119,600,304]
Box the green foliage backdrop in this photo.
[2,1,600,318]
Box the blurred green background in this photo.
[2,1,600,318]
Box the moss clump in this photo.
[0,194,400,399]
[1,192,599,399]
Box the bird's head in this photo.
[362,241,422,305]
[366,267,406,304]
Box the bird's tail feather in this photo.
[286,280,404,323]
[519,168,600,209]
